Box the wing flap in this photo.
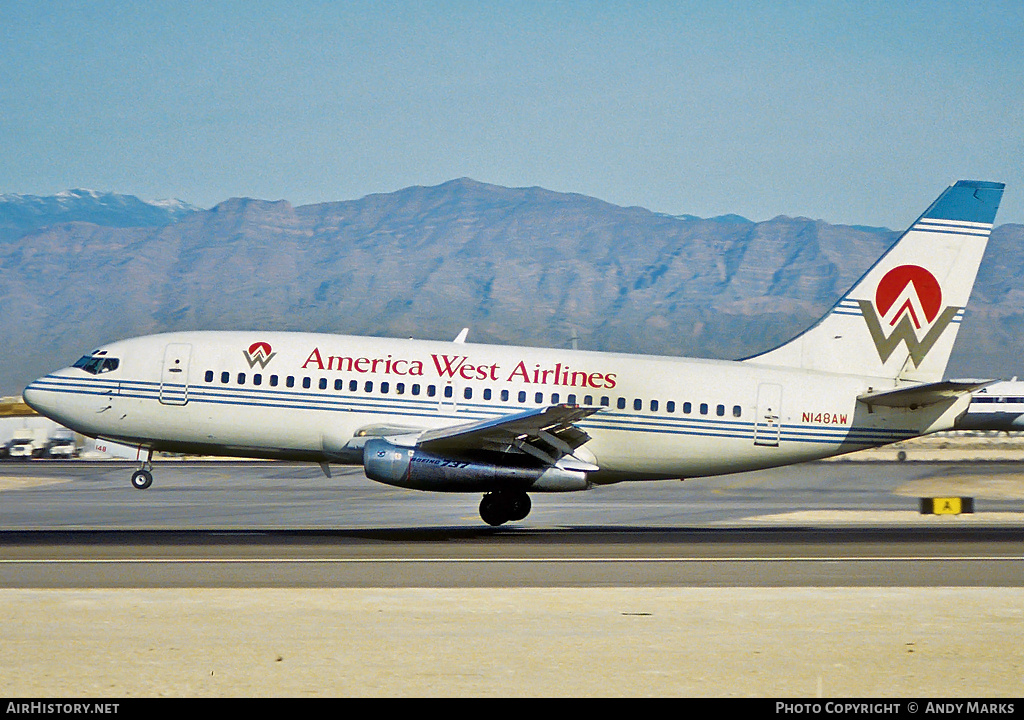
[386,404,601,466]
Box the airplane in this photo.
[956,379,1024,431]
[23,180,1005,525]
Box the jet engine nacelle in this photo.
[362,438,590,492]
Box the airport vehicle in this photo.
[44,430,78,458]
[6,428,45,460]
[23,181,1005,524]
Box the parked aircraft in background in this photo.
[23,181,1005,525]
[957,379,1024,430]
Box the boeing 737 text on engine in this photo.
[23,181,1005,525]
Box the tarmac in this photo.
[2,435,1023,698]
[1,586,1022,698]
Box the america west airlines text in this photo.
[301,348,618,389]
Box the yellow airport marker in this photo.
[919,497,975,515]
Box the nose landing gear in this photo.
[479,490,531,526]
[130,448,154,489]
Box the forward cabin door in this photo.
[754,383,782,447]
[159,343,192,406]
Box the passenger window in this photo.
[483,388,491,400]
[253,374,262,386]
[700,403,708,415]
[286,376,295,388]
[412,384,421,396]
[650,399,659,412]
[335,379,343,391]
[364,381,373,393]
[381,382,390,394]
[444,386,454,399]
[600,396,610,407]
[633,399,642,411]
[584,395,593,405]
[270,375,279,387]
[716,404,725,417]
[237,373,246,385]
[617,398,626,410]
[518,391,527,403]
[396,383,405,395]
[349,380,358,392]
[302,377,311,389]
[733,405,742,418]
[319,378,327,390]
[500,389,509,402]
[464,387,472,400]
[683,402,692,414]
[221,372,230,384]
[551,393,560,404]
[535,392,544,404]
[427,385,436,397]
[667,401,675,413]
[205,371,214,383]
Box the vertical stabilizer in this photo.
[745,180,1004,383]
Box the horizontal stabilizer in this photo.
[857,381,991,409]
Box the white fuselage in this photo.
[957,380,1024,431]
[23,330,968,484]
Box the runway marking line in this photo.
[2,556,1023,564]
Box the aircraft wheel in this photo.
[479,493,508,526]
[479,491,531,526]
[507,491,532,521]
[131,469,153,490]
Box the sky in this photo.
[2,1,1023,228]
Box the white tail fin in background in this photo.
[746,180,1005,383]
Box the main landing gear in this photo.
[130,448,154,490]
[479,490,531,527]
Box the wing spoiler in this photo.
[384,404,601,467]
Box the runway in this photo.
[1,459,1022,697]
[1,459,1023,589]
[2,527,1023,588]
[3,458,1024,530]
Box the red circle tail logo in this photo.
[874,265,942,328]
[248,341,273,359]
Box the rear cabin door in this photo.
[159,343,192,406]
[754,383,782,447]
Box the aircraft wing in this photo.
[857,380,992,409]
[395,404,601,466]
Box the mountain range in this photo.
[1,178,1021,396]
[0,189,199,243]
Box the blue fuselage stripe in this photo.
[27,376,912,447]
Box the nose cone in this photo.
[22,375,68,424]
[22,379,50,416]
[23,371,104,437]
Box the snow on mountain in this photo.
[0,190,200,241]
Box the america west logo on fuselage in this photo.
[243,341,277,369]
[858,265,960,366]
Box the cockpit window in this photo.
[73,355,120,375]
